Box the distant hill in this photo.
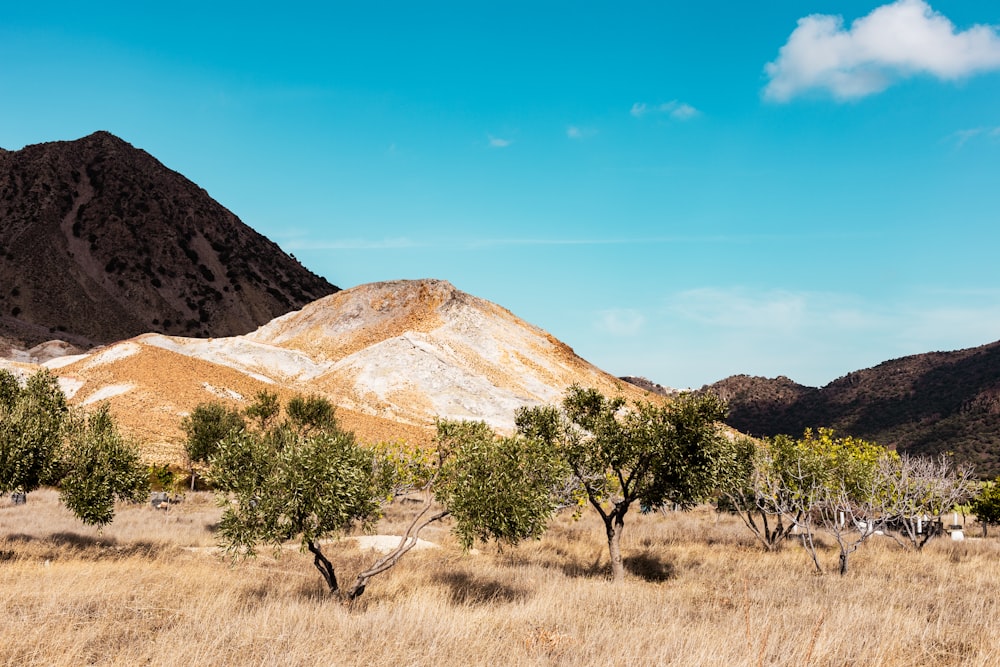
[619,376,678,396]
[13,279,654,464]
[702,340,1000,477]
[0,131,337,348]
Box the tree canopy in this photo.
[517,386,728,582]
[0,369,147,528]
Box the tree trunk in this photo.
[606,513,625,583]
[306,540,339,593]
[838,550,849,576]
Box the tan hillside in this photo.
[23,279,652,463]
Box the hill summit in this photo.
[35,279,649,462]
[0,131,337,349]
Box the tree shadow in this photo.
[557,550,676,582]
[559,553,608,579]
[624,551,676,582]
[0,532,162,560]
[434,569,529,606]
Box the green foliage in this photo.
[286,394,337,435]
[434,419,565,550]
[517,386,729,582]
[58,406,149,527]
[0,369,20,410]
[0,369,68,494]
[531,386,728,512]
[148,464,178,492]
[181,402,245,465]
[209,423,382,559]
[969,478,1000,529]
[244,390,280,430]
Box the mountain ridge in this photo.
[0,131,338,348]
[702,340,1000,476]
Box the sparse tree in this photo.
[244,390,280,430]
[717,435,803,551]
[208,404,563,601]
[0,369,146,527]
[881,453,976,549]
[59,406,149,527]
[774,429,893,575]
[0,369,69,496]
[518,387,728,583]
[181,402,245,490]
[969,477,1000,537]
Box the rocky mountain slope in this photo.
[0,131,337,349]
[703,340,1000,476]
[19,279,650,464]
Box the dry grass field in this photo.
[1,489,999,666]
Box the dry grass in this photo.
[2,492,998,666]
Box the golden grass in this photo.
[2,492,999,666]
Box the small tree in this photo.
[59,406,149,527]
[209,404,563,601]
[768,429,893,575]
[181,402,245,490]
[717,435,805,551]
[517,387,727,583]
[0,369,146,527]
[244,390,280,430]
[0,369,68,497]
[970,477,1000,537]
[286,394,337,435]
[879,453,976,550]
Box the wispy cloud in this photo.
[659,285,1000,384]
[596,309,646,337]
[488,134,512,148]
[630,101,701,120]
[765,0,1000,102]
[284,231,879,252]
[567,125,597,140]
[946,126,1000,147]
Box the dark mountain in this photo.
[702,340,1000,477]
[0,131,338,348]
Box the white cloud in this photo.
[946,125,1000,147]
[488,134,511,148]
[596,309,646,336]
[567,125,597,140]
[765,0,1000,102]
[631,100,701,120]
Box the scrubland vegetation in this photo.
[4,375,1000,665]
[2,489,999,666]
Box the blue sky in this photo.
[2,1,999,388]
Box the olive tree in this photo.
[59,406,149,527]
[181,401,245,490]
[0,369,147,527]
[517,386,728,583]
[0,369,68,496]
[208,401,563,601]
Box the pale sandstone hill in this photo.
[34,279,652,463]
